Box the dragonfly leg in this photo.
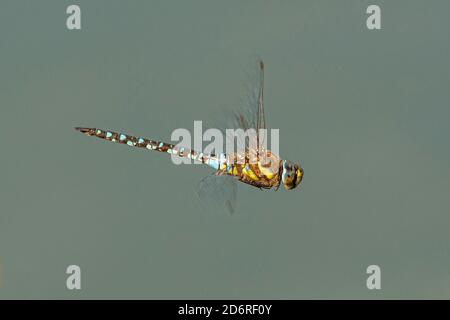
[240,178,272,190]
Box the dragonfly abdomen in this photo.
[75,127,176,152]
[75,127,212,163]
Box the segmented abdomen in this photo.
[75,127,210,163]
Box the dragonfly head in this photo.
[281,160,304,190]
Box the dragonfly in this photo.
[75,60,304,213]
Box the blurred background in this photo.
[1,0,450,298]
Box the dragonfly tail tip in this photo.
[74,126,90,134]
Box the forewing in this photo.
[211,58,267,155]
[237,58,266,131]
[256,60,266,132]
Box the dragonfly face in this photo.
[281,160,304,190]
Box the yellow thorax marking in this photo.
[258,162,275,179]
[243,164,260,181]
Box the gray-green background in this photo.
[1,0,450,299]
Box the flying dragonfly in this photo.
[75,60,304,213]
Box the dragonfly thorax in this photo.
[208,151,282,189]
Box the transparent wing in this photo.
[256,60,266,132]
[232,58,266,131]
[211,58,267,155]
[196,174,238,214]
